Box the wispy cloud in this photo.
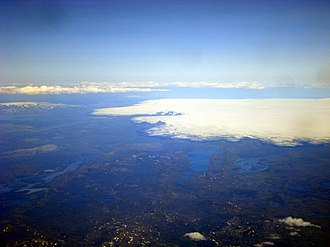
[93,98,330,146]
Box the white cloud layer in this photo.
[93,98,330,146]
[184,232,207,241]
[2,80,323,94]
[80,81,267,89]
[0,84,168,95]
[0,82,261,95]
[279,217,321,228]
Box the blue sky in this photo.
[0,0,329,87]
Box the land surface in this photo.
[0,99,329,246]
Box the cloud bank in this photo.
[93,98,330,146]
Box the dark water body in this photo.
[42,160,83,183]
[14,200,31,205]
[320,181,330,187]
[97,195,115,202]
[0,159,88,194]
[290,183,311,190]
[236,158,269,173]
[183,146,218,179]
[67,200,85,207]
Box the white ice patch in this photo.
[93,98,330,146]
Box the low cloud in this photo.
[279,217,321,228]
[184,232,206,241]
[93,98,330,146]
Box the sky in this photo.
[0,0,330,89]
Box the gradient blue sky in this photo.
[0,0,329,86]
